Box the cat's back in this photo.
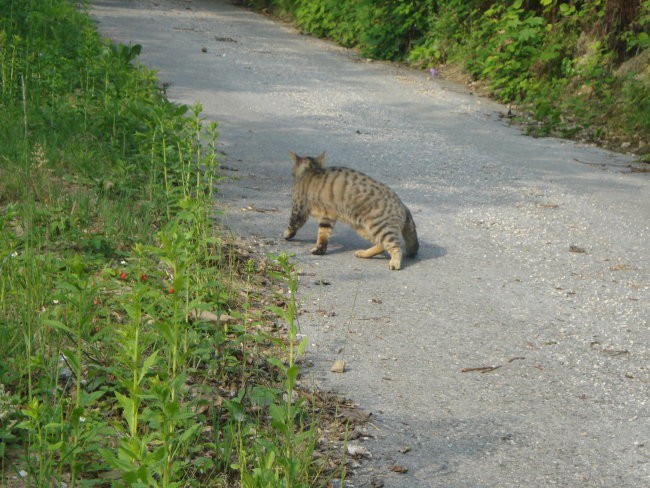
[301,165,406,220]
[302,166,394,201]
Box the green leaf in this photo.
[269,403,285,425]
[297,337,309,356]
[264,449,276,470]
[138,350,159,384]
[518,27,539,41]
[267,305,288,320]
[249,385,277,407]
[148,445,166,463]
[286,364,300,389]
[15,421,33,431]
[266,357,286,372]
[559,3,575,16]
[177,423,202,444]
[43,319,73,334]
[80,389,105,407]
[117,444,141,464]
[48,440,65,451]
[115,391,136,432]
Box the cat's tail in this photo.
[402,208,419,257]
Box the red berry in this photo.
[119,272,127,280]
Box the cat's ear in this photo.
[290,151,308,177]
[315,151,326,166]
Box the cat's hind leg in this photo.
[355,244,402,270]
[354,244,384,259]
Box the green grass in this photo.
[0,1,344,485]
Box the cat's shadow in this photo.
[286,227,446,267]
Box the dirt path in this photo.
[92,0,649,486]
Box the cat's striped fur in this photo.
[284,151,418,270]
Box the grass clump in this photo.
[1,0,347,485]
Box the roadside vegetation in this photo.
[244,0,649,160]
[0,0,349,486]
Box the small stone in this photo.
[219,313,237,324]
[347,444,371,457]
[331,359,346,373]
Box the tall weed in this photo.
[254,0,650,148]
[1,0,327,485]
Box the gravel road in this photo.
[92,0,649,486]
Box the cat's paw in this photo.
[311,246,326,255]
[284,229,296,240]
[388,259,401,271]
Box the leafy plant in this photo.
[1,1,334,485]
[253,0,649,149]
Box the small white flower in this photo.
[10,251,18,258]
[120,260,127,265]
[19,470,28,478]
[79,416,86,423]
[52,299,59,305]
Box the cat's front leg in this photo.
[284,206,308,240]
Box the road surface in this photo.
[92,1,649,486]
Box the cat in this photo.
[284,151,419,270]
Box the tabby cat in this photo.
[284,151,419,270]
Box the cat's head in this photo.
[289,151,326,178]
